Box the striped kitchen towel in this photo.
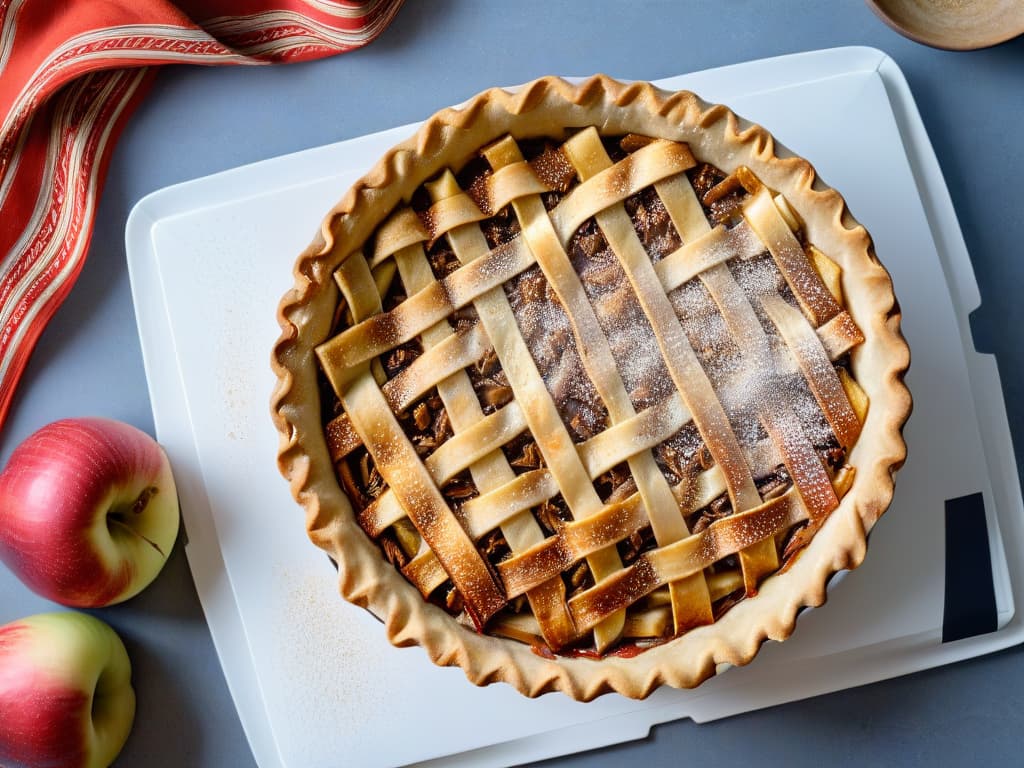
[0,0,403,431]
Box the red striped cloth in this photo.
[0,0,403,431]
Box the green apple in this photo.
[0,611,135,768]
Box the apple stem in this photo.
[131,486,158,515]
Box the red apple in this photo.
[0,611,135,768]
[0,417,180,607]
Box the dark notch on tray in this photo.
[942,492,997,643]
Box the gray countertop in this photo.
[2,1,1023,765]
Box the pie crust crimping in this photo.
[272,75,910,699]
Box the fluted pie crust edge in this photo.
[270,75,911,700]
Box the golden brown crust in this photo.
[270,74,911,699]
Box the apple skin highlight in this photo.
[0,612,135,768]
[0,417,180,607]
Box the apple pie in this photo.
[271,75,911,699]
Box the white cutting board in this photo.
[126,47,1023,768]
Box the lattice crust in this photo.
[272,76,910,699]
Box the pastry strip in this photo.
[482,160,550,213]
[744,187,842,327]
[499,495,649,598]
[817,311,865,359]
[549,139,696,241]
[401,546,448,596]
[462,470,558,539]
[576,393,690,479]
[370,208,430,267]
[701,264,839,521]
[422,191,489,240]
[654,221,764,292]
[468,437,780,561]
[424,403,528,486]
[364,388,693,541]
[332,250,382,320]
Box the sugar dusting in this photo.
[668,248,836,469]
[219,306,250,442]
[504,196,838,491]
[277,566,387,759]
[578,243,676,411]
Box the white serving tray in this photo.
[126,47,1024,768]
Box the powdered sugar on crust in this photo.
[570,232,675,411]
[500,164,843,496]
